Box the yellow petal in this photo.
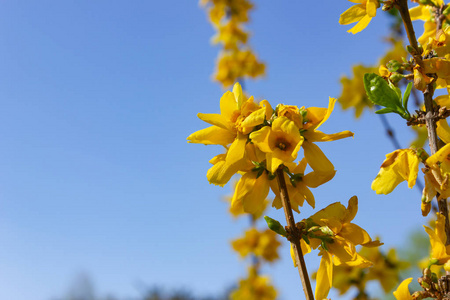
[226,133,247,166]
[240,106,267,129]
[232,82,244,109]
[409,5,430,21]
[272,116,301,138]
[437,119,450,144]
[316,97,337,130]
[339,223,372,245]
[220,91,238,121]
[305,129,354,142]
[296,183,315,208]
[207,156,240,186]
[197,113,230,130]
[393,278,413,300]
[249,126,273,153]
[424,224,448,260]
[187,126,235,145]
[266,153,285,174]
[339,4,366,25]
[231,172,270,214]
[366,0,378,17]
[344,196,358,223]
[348,14,372,34]
[426,142,450,167]
[303,170,336,188]
[315,251,333,300]
[303,141,335,174]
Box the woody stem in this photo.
[396,0,450,245]
[276,168,314,300]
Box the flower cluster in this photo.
[232,228,281,262]
[291,197,382,299]
[200,0,264,87]
[187,83,353,214]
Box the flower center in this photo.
[275,138,291,151]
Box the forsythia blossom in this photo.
[188,83,353,214]
[291,196,382,300]
[339,0,380,34]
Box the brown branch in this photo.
[396,0,450,246]
[276,168,314,300]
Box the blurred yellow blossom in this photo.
[230,267,277,300]
[338,65,377,118]
[231,228,281,262]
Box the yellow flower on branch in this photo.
[188,83,267,186]
[371,149,421,195]
[410,1,444,45]
[339,0,380,34]
[293,196,382,300]
[270,158,336,212]
[250,116,304,173]
[424,142,450,199]
[424,213,450,269]
[231,228,281,262]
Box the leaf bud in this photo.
[264,216,287,237]
[387,60,403,72]
[389,73,404,84]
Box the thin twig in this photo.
[276,168,314,300]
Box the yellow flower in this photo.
[225,179,269,219]
[231,228,281,262]
[339,0,380,34]
[270,158,336,212]
[231,170,271,214]
[302,98,354,174]
[393,278,413,300]
[250,116,304,173]
[230,267,277,300]
[424,142,450,199]
[371,149,421,194]
[338,64,377,118]
[188,83,263,185]
[424,213,450,267]
[297,196,382,300]
[409,1,443,46]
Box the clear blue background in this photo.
[0,1,429,299]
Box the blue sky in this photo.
[0,1,430,299]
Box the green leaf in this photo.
[375,107,396,114]
[264,216,287,237]
[402,82,412,119]
[364,73,402,108]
